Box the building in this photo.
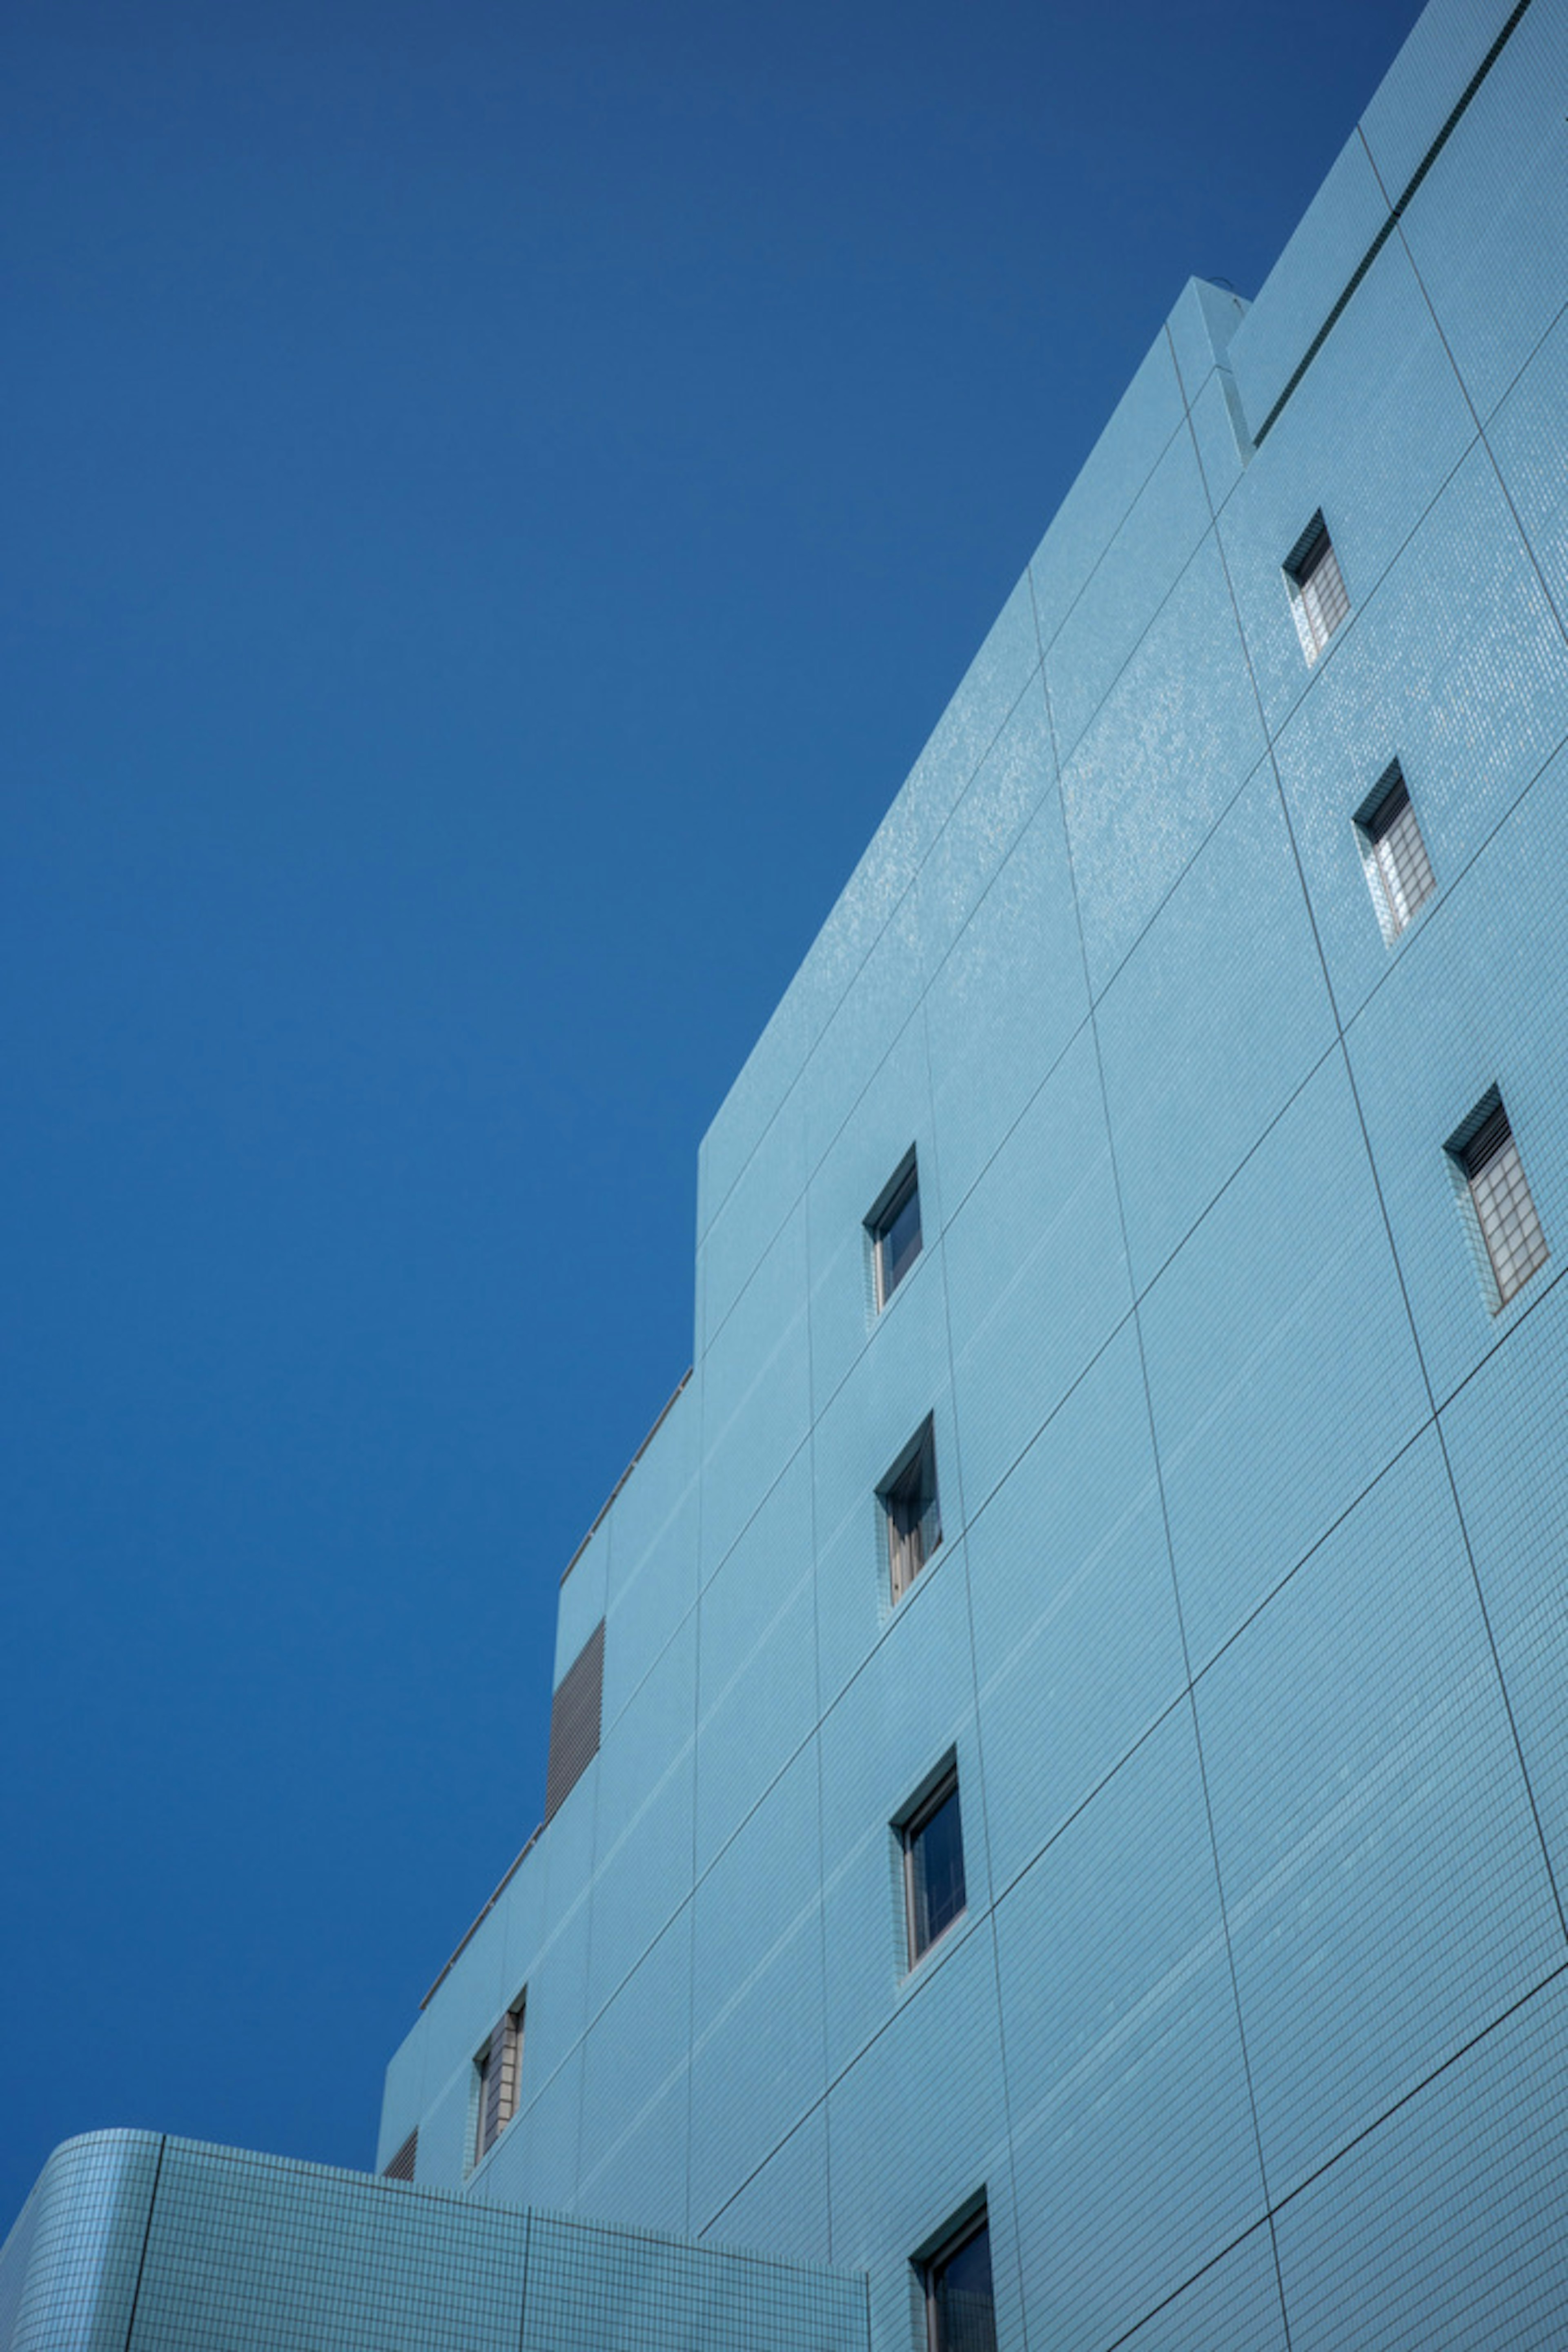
[7,0,1568,2344]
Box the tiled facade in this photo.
[7,3,1568,2347]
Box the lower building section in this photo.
[0,2133,867,2352]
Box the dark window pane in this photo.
[885,1423,941,1602]
[882,1180,922,1296]
[911,1783,965,1956]
[932,2222,996,2352]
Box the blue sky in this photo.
[2,0,1420,2223]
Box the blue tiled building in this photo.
[8,2,1568,2344]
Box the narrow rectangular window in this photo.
[474,1995,525,2165]
[900,1762,965,1967]
[1284,510,1349,664]
[922,2209,997,2352]
[1355,762,1435,941]
[1450,1093,1548,1310]
[868,1149,922,1309]
[880,1417,941,1602]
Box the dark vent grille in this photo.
[382,2128,417,2183]
[545,1619,605,1822]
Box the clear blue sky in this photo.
[2,0,1420,2223]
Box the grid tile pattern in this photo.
[13,18,1561,2352]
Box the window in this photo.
[473,1996,525,2166]
[869,1149,922,1309]
[880,1418,941,1602]
[900,1760,966,1967]
[1450,1091,1548,1310]
[1284,510,1349,663]
[382,2127,417,2183]
[920,2206,997,2352]
[1355,761,1435,941]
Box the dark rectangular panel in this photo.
[545,1619,605,1823]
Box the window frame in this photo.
[918,2201,996,2352]
[472,1992,526,2168]
[1448,1090,1548,1313]
[1283,510,1350,665]
[1354,760,1436,944]
[879,1416,942,1604]
[867,1148,923,1312]
[898,1757,966,1971]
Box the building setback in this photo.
[7,1,1568,2345]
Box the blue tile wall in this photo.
[945,1026,1131,1517]
[1165,276,1249,409]
[1096,760,1337,1290]
[913,675,1052,967]
[825,1924,1014,2352]
[811,1257,958,1711]
[800,893,927,1176]
[0,2135,866,2352]
[1197,1427,1564,2201]
[1115,2225,1287,2352]
[817,1556,984,2080]
[1028,334,1187,653]
[994,1706,1265,2352]
[698,2105,831,2265]
[805,1016,937,1411]
[586,1614,695,2017]
[921,789,1086,1222]
[577,1908,693,2233]
[698,1203,811,1578]
[694,1447,816,1872]
[1274,1969,1568,2351]
[1218,235,1478,748]
[1490,300,1568,627]
[1227,131,1390,437]
[967,1320,1185,1895]
[1045,424,1213,766]
[1184,361,1251,514]
[1440,1271,1568,1895]
[1270,443,1568,1029]
[689,1745,827,2231]
[1345,735,1568,1406]
[0,2132,160,2352]
[1358,0,1517,193]
[1140,1050,1430,1675]
[1058,534,1267,996]
[1394,0,1568,423]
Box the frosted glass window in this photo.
[1357,764,1435,941]
[1285,511,1349,663]
[1459,1100,1548,1309]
